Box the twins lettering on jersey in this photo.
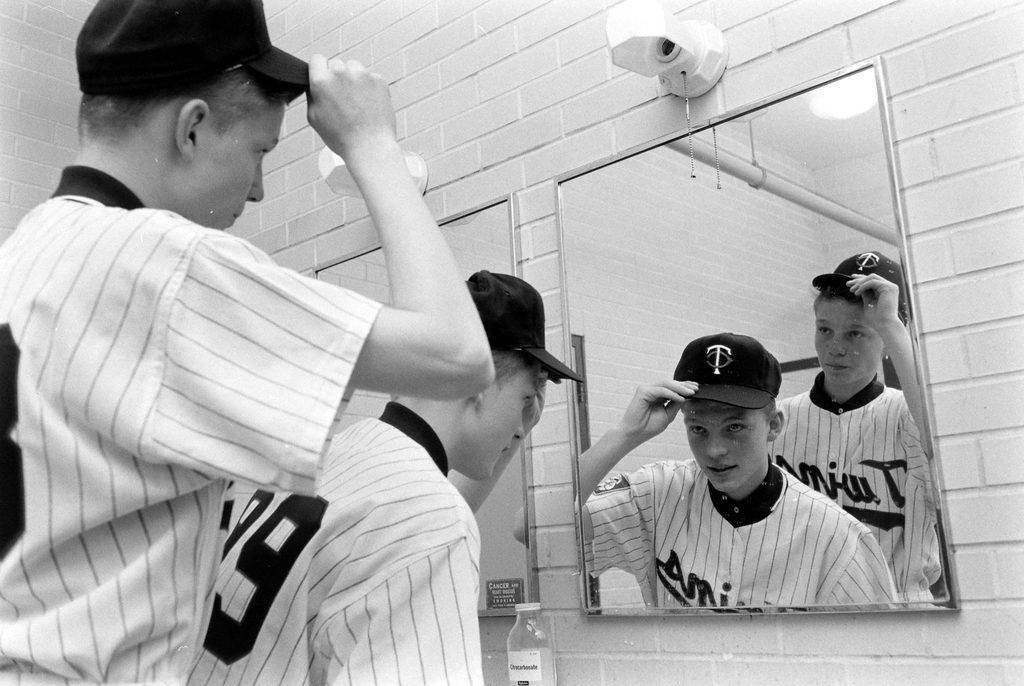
[656,551,733,607]
[774,454,907,531]
[654,552,798,610]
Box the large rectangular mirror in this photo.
[560,63,956,614]
[316,198,536,615]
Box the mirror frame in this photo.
[314,194,544,616]
[551,58,960,615]
[312,195,515,275]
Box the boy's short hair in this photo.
[813,285,909,325]
[684,395,778,420]
[79,66,301,142]
[492,350,543,386]
[814,284,867,308]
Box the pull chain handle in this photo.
[712,126,721,189]
[682,71,696,179]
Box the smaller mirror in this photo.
[316,199,535,615]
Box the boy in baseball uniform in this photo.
[580,333,897,609]
[188,271,580,685]
[0,1,493,682]
[770,251,941,602]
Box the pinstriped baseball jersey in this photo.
[188,402,483,686]
[585,460,896,608]
[770,378,940,602]
[0,171,380,683]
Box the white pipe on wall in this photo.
[666,137,897,245]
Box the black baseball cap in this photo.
[467,271,581,383]
[812,250,904,294]
[812,250,908,320]
[77,0,309,95]
[673,333,781,409]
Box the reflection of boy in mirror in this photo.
[449,378,545,512]
[579,333,897,609]
[190,271,577,685]
[770,251,940,602]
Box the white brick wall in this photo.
[0,0,82,243]
[560,149,844,417]
[3,1,1023,683]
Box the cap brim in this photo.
[520,348,582,383]
[812,272,854,292]
[691,384,773,409]
[245,46,309,89]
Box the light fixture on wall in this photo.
[808,69,877,120]
[319,148,429,198]
[605,0,728,98]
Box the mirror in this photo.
[316,199,536,615]
[559,64,955,613]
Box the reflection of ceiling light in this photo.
[808,69,877,120]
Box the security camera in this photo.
[606,0,728,98]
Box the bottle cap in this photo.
[514,602,541,611]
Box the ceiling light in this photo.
[808,69,877,120]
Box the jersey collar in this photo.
[380,401,449,475]
[708,460,784,528]
[52,166,144,210]
[808,371,884,415]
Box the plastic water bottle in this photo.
[506,602,556,685]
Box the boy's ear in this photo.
[767,408,785,441]
[467,392,486,413]
[174,98,210,161]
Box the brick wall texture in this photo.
[2,1,1022,683]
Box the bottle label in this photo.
[508,649,542,683]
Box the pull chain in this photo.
[712,126,721,189]
[682,72,695,178]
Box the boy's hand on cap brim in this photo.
[307,54,397,159]
[847,273,901,330]
[617,380,698,444]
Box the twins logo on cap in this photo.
[673,332,781,409]
[854,252,880,271]
[811,250,911,323]
[705,344,732,375]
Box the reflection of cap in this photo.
[77,0,309,95]
[812,250,909,321]
[467,271,581,383]
[673,333,781,409]
[812,251,904,294]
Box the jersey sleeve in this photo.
[317,539,485,686]
[897,396,926,470]
[584,465,658,581]
[144,231,381,493]
[820,524,898,607]
[897,396,935,506]
[895,393,942,598]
